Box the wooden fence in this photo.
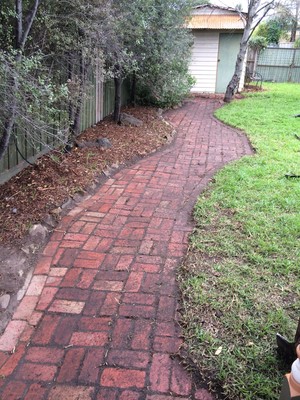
[0,77,130,184]
[247,47,300,83]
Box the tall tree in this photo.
[254,11,290,45]
[224,0,276,103]
[0,0,115,160]
[0,0,195,160]
[290,0,300,41]
[109,0,194,121]
[0,0,42,160]
[276,0,300,41]
[134,0,194,107]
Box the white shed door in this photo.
[189,31,219,93]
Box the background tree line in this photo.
[0,0,195,161]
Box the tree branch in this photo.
[20,0,40,51]
[249,5,274,40]
[256,0,276,15]
[15,0,23,48]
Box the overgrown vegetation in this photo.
[0,0,194,161]
[179,83,300,399]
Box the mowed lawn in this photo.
[179,83,300,399]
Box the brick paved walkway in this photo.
[0,98,252,399]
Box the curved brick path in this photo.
[0,98,252,399]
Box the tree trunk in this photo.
[15,0,23,48]
[19,0,40,51]
[0,110,16,160]
[291,20,297,42]
[223,37,249,103]
[68,53,74,128]
[0,75,19,160]
[224,0,273,103]
[253,49,258,74]
[114,76,122,123]
[290,2,299,42]
[67,52,85,150]
[0,0,41,161]
[130,72,137,107]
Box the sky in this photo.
[212,0,249,11]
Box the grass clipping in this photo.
[179,83,300,400]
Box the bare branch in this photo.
[249,6,275,40]
[256,0,276,15]
[20,0,41,51]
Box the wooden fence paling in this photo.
[0,75,129,184]
[248,47,300,83]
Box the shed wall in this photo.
[189,31,219,93]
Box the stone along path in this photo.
[0,98,252,399]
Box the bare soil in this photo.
[0,106,174,332]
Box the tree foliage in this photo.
[276,0,300,42]
[109,0,195,120]
[0,0,114,159]
[255,17,289,45]
[254,0,300,44]
[249,35,268,51]
[0,0,194,159]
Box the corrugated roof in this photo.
[187,14,245,30]
[193,4,239,13]
[187,14,245,29]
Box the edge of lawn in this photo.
[178,83,300,400]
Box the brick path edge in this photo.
[0,98,252,400]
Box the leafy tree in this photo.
[110,0,195,121]
[249,35,268,50]
[0,0,195,160]
[134,0,195,108]
[190,0,210,6]
[255,17,289,45]
[0,0,45,161]
[0,0,114,159]
[224,0,276,103]
[276,0,300,42]
[31,0,116,143]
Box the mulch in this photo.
[0,106,173,244]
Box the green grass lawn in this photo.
[179,83,300,399]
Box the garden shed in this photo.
[187,5,246,93]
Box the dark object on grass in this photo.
[293,114,300,118]
[295,134,300,140]
[277,319,300,364]
[285,174,300,179]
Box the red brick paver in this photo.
[0,98,252,399]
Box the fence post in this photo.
[288,49,296,82]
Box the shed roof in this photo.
[187,5,246,30]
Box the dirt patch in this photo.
[243,84,264,92]
[0,106,175,333]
